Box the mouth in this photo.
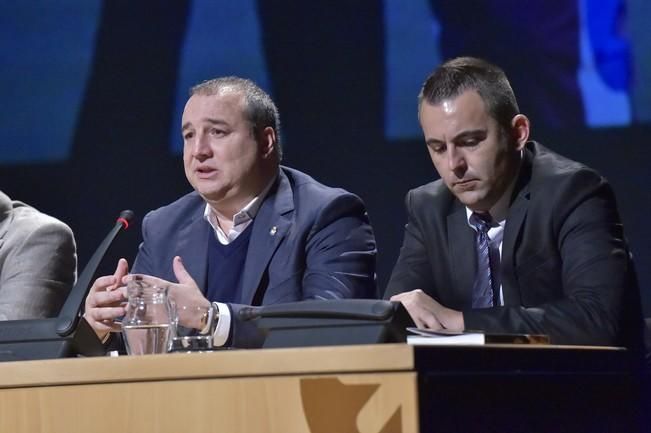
[453,179,479,190]
[195,166,218,179]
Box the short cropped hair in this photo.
[190,77,282,160]
[418,57,520,131]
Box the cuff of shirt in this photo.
[212,302,231,347]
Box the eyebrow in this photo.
[426,138,445,147]
[181,118,229,131]
[425,128,487,148]
[452,129,487,141]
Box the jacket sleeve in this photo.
[229,192,378,348]
[384,190,436,299]
[300,192,377,300]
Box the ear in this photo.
[510,114,530,151]
[258,126,276,159]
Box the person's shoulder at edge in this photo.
[526,141,605,187]
[4,199,74,240]
[402,177,456,221]
[139,190,205,230]
[280,165,369,209]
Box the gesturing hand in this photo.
[83,258,129,340]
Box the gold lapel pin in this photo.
[269,226,277,236]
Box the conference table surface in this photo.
[0,342,631,387]
[0,343,646,433]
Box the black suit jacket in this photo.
[386,142,642,346]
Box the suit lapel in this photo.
[501,147,533,306]
[176,212,211,293]
[447,202,476,308]
[240,172,294,305]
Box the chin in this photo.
[457,193,489,211]
[194,185,226,201]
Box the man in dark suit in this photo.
[84,77,376,348]
[385,57,641,346]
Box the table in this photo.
[0,343,647,433]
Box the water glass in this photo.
[168,305,215,352]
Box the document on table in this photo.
[406,327,550,345]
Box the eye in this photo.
[210,127,227,137]
[429,143,446,154]
[183,131,194,140]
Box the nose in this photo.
[190,133,212,160]
[447,145,466,174]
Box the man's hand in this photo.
[390,289,464,331]
[83,258,129,341]
[126,256,210,330]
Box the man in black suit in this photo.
[385,57,641,346]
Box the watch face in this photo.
[200,309,210,330]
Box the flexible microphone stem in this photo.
[55,210,134,337]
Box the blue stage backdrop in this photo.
[1,0,649,312]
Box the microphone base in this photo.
[0,317,106,362]
[256,303,412,349]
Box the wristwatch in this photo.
[199,302,219,335]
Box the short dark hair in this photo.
[190,76,282,160]
[418,57,520,131]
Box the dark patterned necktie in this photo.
[469,212,494,308]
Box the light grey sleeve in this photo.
[0,212,77,320]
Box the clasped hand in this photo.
[83,255,210,341]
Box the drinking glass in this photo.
[168,305,215,352]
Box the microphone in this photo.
[238,299,413,349]
[238,299,397,321]
[55,210,134,337]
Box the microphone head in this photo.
[117,210,135,229]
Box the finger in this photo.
[108,259,129,291]
[172,256,197,286]
[396,299,426,328]
[411,315,426,329]
[88,289,127,308]
[124,273,170,289]
[87,306,127,322]
[89,275,120,295]
[421,313,443,330]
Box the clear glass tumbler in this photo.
[168,305,215,352]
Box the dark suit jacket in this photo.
[385,142,641,346]
[132,166,377,347]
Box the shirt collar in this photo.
[203,174,277,230]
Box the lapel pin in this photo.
[269,226,277,236]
